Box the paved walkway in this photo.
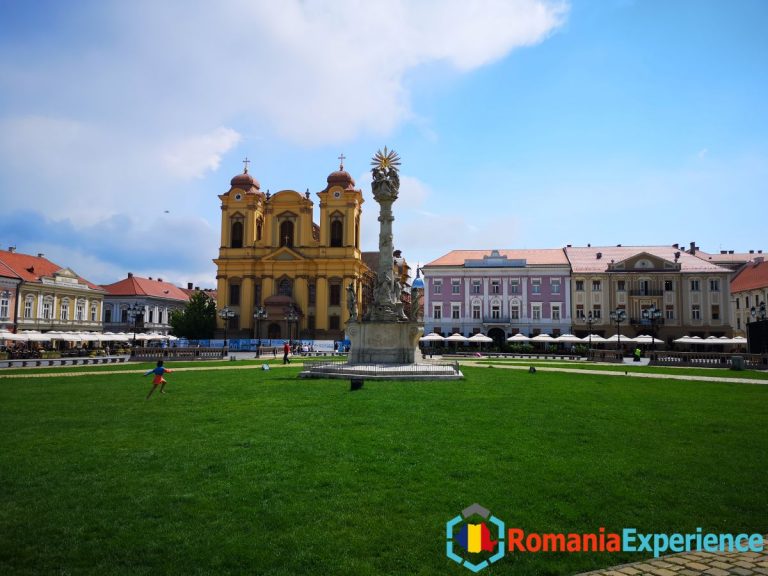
[576,535,768,575]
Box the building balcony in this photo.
[482,316,510,324]
[630,317,665,326]
[628,289,664,297]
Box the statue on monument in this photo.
[346,283,358,321]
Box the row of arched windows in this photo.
[229,213,358,248]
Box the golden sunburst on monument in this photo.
[371,147,401,171]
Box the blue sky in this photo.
[1,0,766,286]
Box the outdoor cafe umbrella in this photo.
[444,332,468,352]
[0,330,26,342]
[554,334,582,343]
[19,331,51,342]
[506,333,530,342]
[581,334,606,343]
[467,332,493,353]
[633,334,664,345]
[604,334,636,348]
[419,332,444,354]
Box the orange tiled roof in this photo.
[426,249,569,267]
[0,258,21,280]
[101,275,190,301]
[0,249,102,290]
[731,260,768,293]
[565,246,730,273]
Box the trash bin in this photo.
[730,356,745,371]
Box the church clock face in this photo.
[333,191,341,199]
[234,193,242,201]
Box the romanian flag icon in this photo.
[455,522,498,553]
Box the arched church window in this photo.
[280,220,294,247]
[278,278,293,297]
[231,220,243,248]
[330,217,343,247]
[256,218,263,242]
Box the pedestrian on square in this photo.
[283,341,291,364]
[144,360,173,399]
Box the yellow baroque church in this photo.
[213,160,370,341]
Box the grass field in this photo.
[1,364,766,575]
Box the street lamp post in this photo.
[127,302,143,350]
[284,305,299,344]
[609,308,627,354]
[253,306,268,357]
[641,305,663,350]
[584,311,595,349]
[219,306,235,349]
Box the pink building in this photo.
[422,249,572,347]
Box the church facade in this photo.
[213,160,369,341]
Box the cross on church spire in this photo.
[242,157,251,173]
[337,153,346,170]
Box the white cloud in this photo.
[160,127,242,180]
[0,0,567,284]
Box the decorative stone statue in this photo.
[346,283,358,321]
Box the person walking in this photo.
[283,341,291,364]
[144,360,173,399]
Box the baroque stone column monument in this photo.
[347,148,421,363]
[301,148,462,380]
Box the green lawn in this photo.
[1,365,766,575]
[469,358,768,380]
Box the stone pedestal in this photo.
[347,320,423,364]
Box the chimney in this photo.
[672,243,679,249]
[187,282,193,290]
[759,250,763,254]
[195,286,200,290]
[596,252,603,260]
[674,251,681,261]
[566,244,572,247]
[749,250,754,254]
[729,250,734,254]
[148,276,152,280]
[587,243,591,247]
[128,272,133,278]
[617,244,622,247]
[689,241,697,254]
[37,253,44,258]
[720,250,727,254]
[8,246,15,253]
[158,278,163,282]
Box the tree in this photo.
[170,291,217,340]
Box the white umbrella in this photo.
[531,333,555,342]
[467,333,493,343]
[445,333,468,342]
[77,332,102,342]
[604,333,636,343]
[581,334,606,343]
[507,333,530,342]
[20,331,51,342]
[634,334,664,344]
[554,334,582,343]
[0,330,27,341]
[468,332,493,353]
[420,333,445,341]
